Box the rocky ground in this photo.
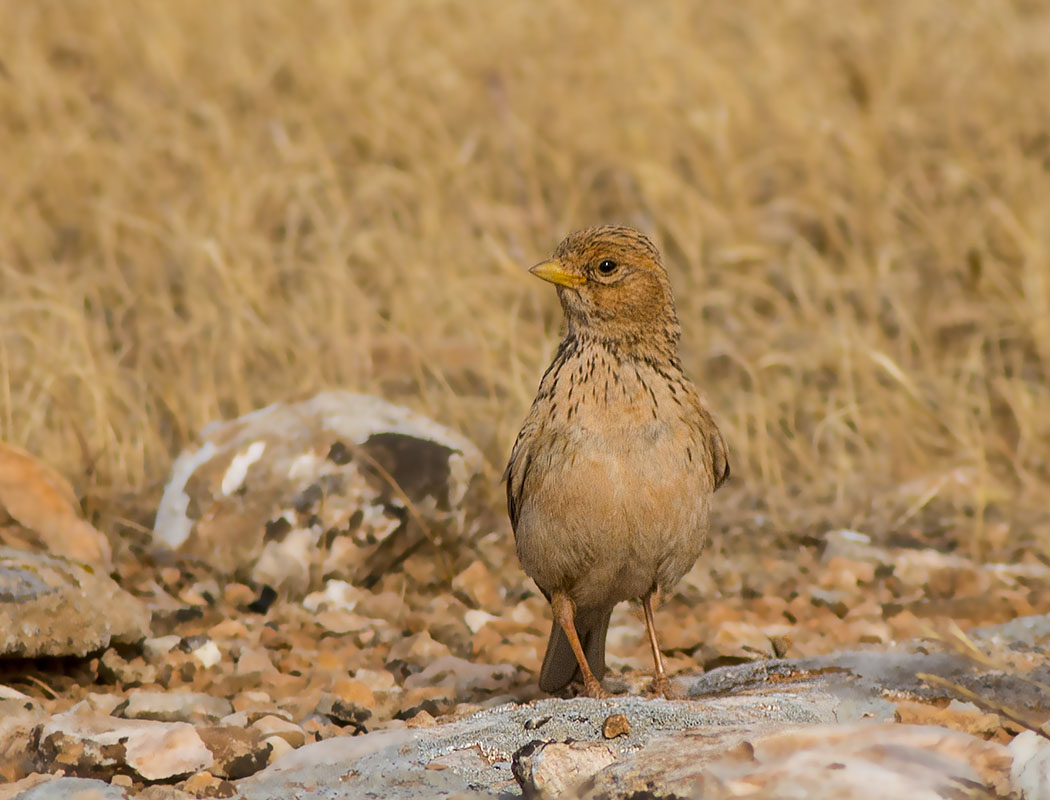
[2,394,1050,798]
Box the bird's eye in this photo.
[597,259,617,275]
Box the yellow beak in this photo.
[529,259,585,288]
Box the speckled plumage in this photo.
[505,226,729,697]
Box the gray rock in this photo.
[120,690,233,723]
[0,548,150,658]
[153,391,483,594]
[9,776,130,799]
[682,648,1050,718]
[576,721,1014,800]
[237,691,835,799]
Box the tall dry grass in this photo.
[1,0,1048,557]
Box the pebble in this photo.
[122,690,233,724]
[264,735,294,765]
[250,715,306,748]
[144,635,183,663]
[191,641,223,669]
[354,668,397,691]
[452,560,503,612]
[386,631,452,668]
[602,714,631,739]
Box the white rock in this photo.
[37,709,213,781]
[1010,730,1050,800]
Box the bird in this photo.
[505,225,730,698]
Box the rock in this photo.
[190,639,223,669]
[577,722,1014,800]
[143,635,183,663]
[98,648,157,687]
[314,692,372,729]
[179,771,236,798]
[0,687,41,782]
[250,715,306,748]
[8,776,131,799]
[35,709,213,781]
[513,740,617,800]
[402,656,519,699]
[354,668,397,692]
[0,442,112,568]
[236,694,833,799]
[602,714,631,739]
[387,631,452,670]
[153,391,483,594]
[264,735,295,765]
[680,648,1050,719]
[329,679,376,711]
[894,700,1002,739]
[0,548,150,658]
[1010,730,1050,800]
[451,560,503,612]
[195,726,272,780]
[121,690,233,723]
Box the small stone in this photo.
[452,560,503,612]
[160,567,182,586]
[512,739,618,800]
[264,735,294,765]
[181,770,236,798]
[195,726,271,780]
[250,715,306,748]
[330,679,376,711]
[405,710,436,728]
[602,714,631,739]
[314,692,372,729]
[396,686,455,720]
[208,619,249,640]
[84,692,123,716]
[464,609,500,634]
[386,631,451,669]
[192,641,222,669]
[111,774,134,788]
[300,714,347,742]
[223,583,256,607]
[122,690,233,724]
[354,668,396,691]
[99,649,158,687]
[314,609,375,635]
[403,656,518,699]
[143,635,183,663]
[235,647,277,676]
[895,701,1002,739]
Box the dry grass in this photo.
[2,0,1049,557]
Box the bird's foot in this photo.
[645,675,678,699]
[583,677,611,699]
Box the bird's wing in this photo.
[503,416,539,533]
[710,420,730,490]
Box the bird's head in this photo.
[530,226,681,357]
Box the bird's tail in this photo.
[538,605,613,693]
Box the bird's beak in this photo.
[529,259,585,288]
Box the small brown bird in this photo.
[505,226,730,697]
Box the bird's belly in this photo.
[515,428,709,609]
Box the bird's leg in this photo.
[642,589,672,698]
[551,591,608,698]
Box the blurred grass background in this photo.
[1,0,1048,558]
